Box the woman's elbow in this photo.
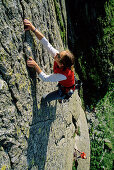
[42,78,50,82]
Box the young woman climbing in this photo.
[24,19,75,103]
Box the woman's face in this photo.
[54,51,66,67]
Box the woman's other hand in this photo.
[27,57,37,68]
[24,19,35,31]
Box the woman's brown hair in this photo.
[59,50,74,71]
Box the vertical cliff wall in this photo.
[0,0,90,169]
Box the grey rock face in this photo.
[0,0,90,169]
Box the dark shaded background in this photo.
[65,0,113,105]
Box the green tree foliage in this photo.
[90,83,114,169]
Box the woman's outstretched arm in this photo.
[27,58,66,82]
[24,19,44,40]
[24,19,59,56]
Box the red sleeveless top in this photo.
[53,61,75,88]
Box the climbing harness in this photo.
[58,78,82,103]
